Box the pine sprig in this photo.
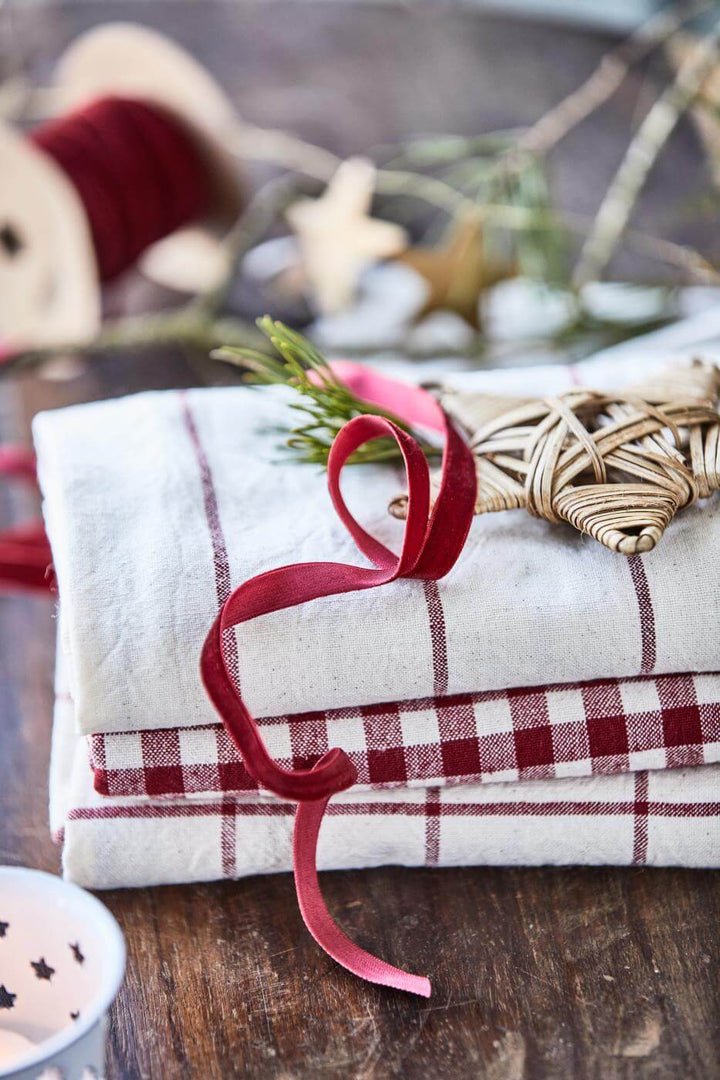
[213,317,438,466]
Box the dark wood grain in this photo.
[1,5,719,1078]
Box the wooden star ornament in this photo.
[286,157,408,315]
[391,361,720,555]
[398,215,514,331]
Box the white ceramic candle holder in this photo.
[0,868,125,1080]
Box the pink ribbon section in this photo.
[0,445,53,592]
[201,366,477,996]
[330,360,446,434]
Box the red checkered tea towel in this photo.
[86,671,720,799]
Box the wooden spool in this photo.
[0,23,243,351]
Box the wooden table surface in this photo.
[2,5,719,1078]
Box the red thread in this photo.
[627,554,656,674]
[31,96,212,282]
[220,798,237,879]
[424,788,441,867]
[66,796,720,824]
[631,770,650,865]
[200,367,477,997]
[423,579,449,696]
[180,395,241,693]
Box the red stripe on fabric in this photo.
[221,798,237,877]
[91,730,106,771]
[180,393,240,688]
[424,788,441,866]
[627,556,656,675]
[68,802,294,821]
[632,770,649,865]
[66,796,720,823]
[423,580,449,696]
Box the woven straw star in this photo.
[286,157,408,316]
[391,361,720,555]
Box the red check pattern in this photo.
[85,671,720,799]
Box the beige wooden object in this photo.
[0,122,100,349]
[398,215,513,331]
[390,360,720,555]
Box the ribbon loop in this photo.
[199,369,478,996]
[327,414,431,574]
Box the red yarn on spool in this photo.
[30,96,213,282]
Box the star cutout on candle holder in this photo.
[70,1010,80,1021]
[397,214,514,331]
[0,920,8,938]
[70,941,85,964]
[30,957,55,981]
[0,984,16,1009]
[286,157,408,315]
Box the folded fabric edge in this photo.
[51,646,720,888]
[66,671,720,800]
[54,764,720,890]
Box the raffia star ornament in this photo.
[286,157,408,315]
[397,215,514,331]
[391,360,720,555]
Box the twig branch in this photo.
[559,210,720,282]
[229,124,341,182]
[0,311,262,378]
[574,18,720,286]
[519,0,714,156]
[193,173,316,319]
[213,317,438,464]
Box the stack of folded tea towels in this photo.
[38,324,720,897]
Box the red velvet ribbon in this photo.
[201,365,477,996]
[0,446,53,592]
[0,367,477,993]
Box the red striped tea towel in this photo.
[34,348,720,741]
